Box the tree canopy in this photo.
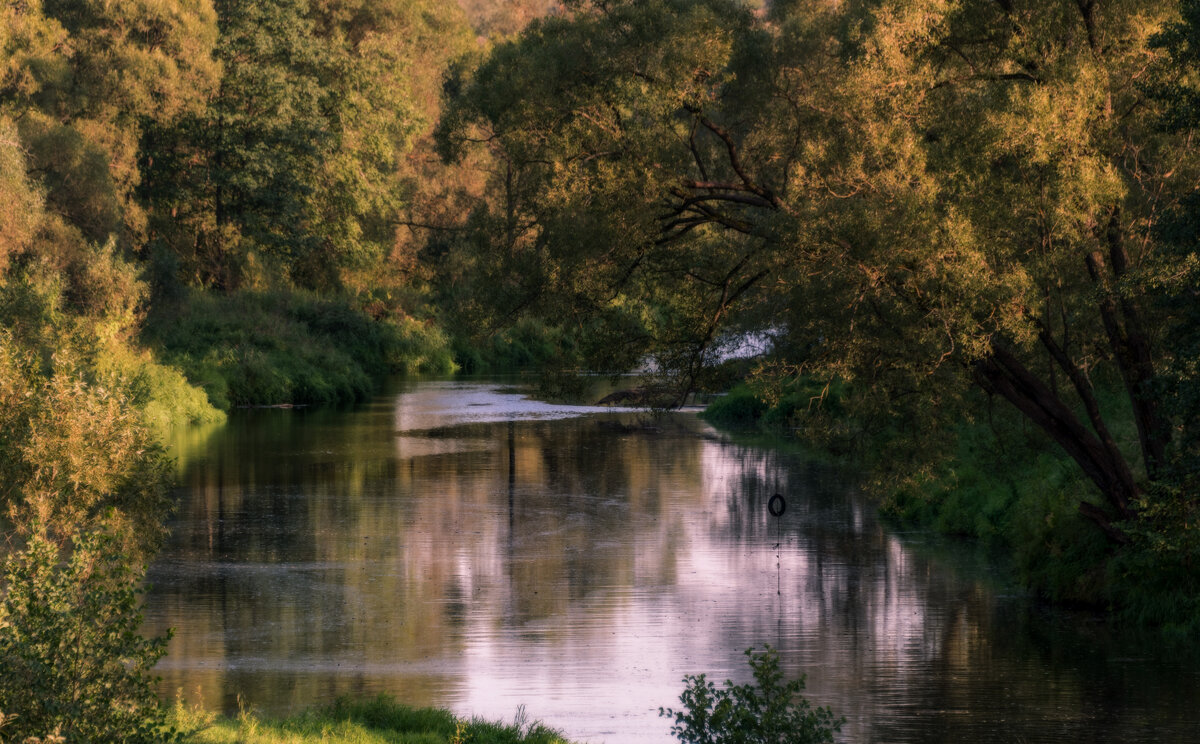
[438,0,1199,550]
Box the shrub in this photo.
[0,527,176,744]
[1109,482,1200,641]
[701,385,770,428]
[659,646,843,744]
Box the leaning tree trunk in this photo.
[1086,209,1168,480]
[973,341,1139,545]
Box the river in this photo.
[144,378,1200,742]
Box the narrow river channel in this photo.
[145,378,1199,743]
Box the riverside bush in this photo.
[701,378,851,451]
[453,318,581,374]
[659,647,842,744]
[0,528,175,744]
[701,384,769,428]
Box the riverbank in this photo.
[701,379,1200,639]
[143,288,457,411]
[173,696,575,744]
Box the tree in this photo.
[436,0,767,381]
[1,0,219,246]
[1151,0,1200,483]
[142,0,467,291]
[456,0,561,39]
[438,0,1197,546]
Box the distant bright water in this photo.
[145,378,1200,743]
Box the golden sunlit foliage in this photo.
[436,0,1200,625]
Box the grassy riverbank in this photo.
[143,288,457,410]
[702,379,1200,638]
[173,696,574,744]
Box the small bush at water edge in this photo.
[660,646,843,744]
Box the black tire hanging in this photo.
[768,493,786,517]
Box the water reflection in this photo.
[145,380,1199,743]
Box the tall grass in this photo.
[144,289,456,409]
[173,696,574,744]
[93,342,226,436]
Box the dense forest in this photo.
[1,0,1198,738]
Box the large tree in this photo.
[1,0,219,246]
[438,0,1197,543]
[141,0,471,291]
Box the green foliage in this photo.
[177,695,572,744]
[0,527,176,744]
[1150,0,1200,515]
[878,396,1121,605]
[0,334,177,554]
[146,288,456,409]
[141,0,471,291]
[453,318,582,374]
[1109,483,1200,640]
[436,0,763,376]
[659,646,842,744]
[456,0,559,39]
[700,385,769,428]
[1,0,219,245]
[207,0,332,284]
[95,343,227,436]
[701,376,847,444]
[0,117,43,274]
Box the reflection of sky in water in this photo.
[393,381,636,432]
[146,380,1200,744]
[394,435,492,459]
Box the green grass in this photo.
[173,696,575,744]
[93,342,226,436]
[144,288,457,409]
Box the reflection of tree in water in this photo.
[148,405,714,712]
[703,439,1198,743]
[499,414,705,615]
[145,400,1200,740]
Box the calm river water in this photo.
[145,378,1199,743]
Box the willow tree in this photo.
[439,0,1197,544]
[436,0,773,377]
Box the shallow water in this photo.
[145,379,1200,743]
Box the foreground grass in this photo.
[174,696,575,744]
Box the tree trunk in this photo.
[973,341,1137,542]
[1086,210,1168,480]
